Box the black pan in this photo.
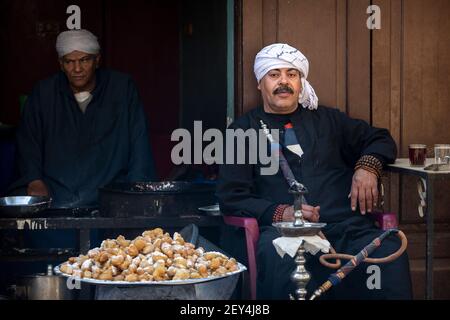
[99,181,217,217]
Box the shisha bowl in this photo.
[272,222,327,237]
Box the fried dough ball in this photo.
[143,266,154,274]
[128,263,137,274]
[173,256,188,267]
[213,266,228,276]
[173,232,185,245]
[116,235,130,248]
[204,252,223,260]
[102,239,117,249]
[134,238,147,251]
[196,264,209,277]
[153,238,162,250]
[60,263,73,275]
[153,265,167,279]
[142,244,154,255]
[98,269,113,281]
[127,244,139,257]
[173,268,190,280]
[111,254,124,267]
[98,251,109,263]
[125,273,139,282]
[87,248,100,259]
[225,258,238,271]
[152,252,168,262]
[81,259,93,271]
[210,257,222,270]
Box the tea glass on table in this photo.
[408,144,427,166]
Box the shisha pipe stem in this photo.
[289,183,308,226]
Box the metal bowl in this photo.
[0,196,52,218]
[272,221,327,237]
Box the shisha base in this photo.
[273,221,326,300]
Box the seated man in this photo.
[217,43,412,299]
[9,29,156,207]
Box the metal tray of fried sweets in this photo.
[53,224,246,300]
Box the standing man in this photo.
[9,29,156,207]
[217,43,412,299]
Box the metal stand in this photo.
[290,246,310,300]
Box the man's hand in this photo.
[282,204,320,222]
[350,168,378,214]
[27,180,49,197]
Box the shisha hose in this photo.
[309,229,408,300]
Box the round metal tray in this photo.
[54,262,246,287]
[272,222,327,237]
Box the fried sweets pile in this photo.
[59,228,238,282]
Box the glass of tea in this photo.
[408,144,427,166]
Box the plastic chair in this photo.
[222,216,259,300]
[223,212,398,300]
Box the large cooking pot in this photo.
[98,181,217,217]
[15,274,76,300]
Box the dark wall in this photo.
[180,0,228,133]
[102,0,182,180]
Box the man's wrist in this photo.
[272,204,290,223]
[354,155,382,179]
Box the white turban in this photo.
[56,29,100,58]
[254,43,318,110]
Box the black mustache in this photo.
[273,86,294,95]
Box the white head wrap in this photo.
[254,43,318,110]
[56,29,100,58]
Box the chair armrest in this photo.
[372,211,399,230]
[223,216,260,245]
[223,216,259,300]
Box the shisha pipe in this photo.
[309,229,408,300]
